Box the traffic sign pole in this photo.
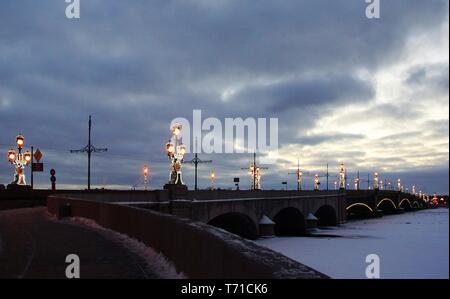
[31,146,34,190]
[30,148,44,189]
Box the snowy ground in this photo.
[257,208,449,279]
[62,216,186,279]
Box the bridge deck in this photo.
[0,207,159,279]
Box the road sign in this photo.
[50,169,56,176]
[34,149,42,162]
[234,178,240,183]
[32,163,44,172]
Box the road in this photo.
[0,207,158,279]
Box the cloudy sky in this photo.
[0,0,448,194]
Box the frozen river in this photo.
[257,208,449,279]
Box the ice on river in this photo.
[257,208,449,279]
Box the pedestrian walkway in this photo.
[0,207,157,279]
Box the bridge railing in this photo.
[47,195,328,279]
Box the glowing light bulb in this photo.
[24,151,32,163]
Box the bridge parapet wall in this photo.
[47,195,328,279]
[171,193,346,228]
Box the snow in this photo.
[307,213,318,221]
[260,215,275,225]
[65,217,186,279]
[257,208,449,279]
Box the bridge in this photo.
[126,189,427,239]
[1,188,428,240]
[0,187,434,279]
[148,191,346,239]
[346,190,425,218]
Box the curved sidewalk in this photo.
[0,207,157,279]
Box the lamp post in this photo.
[210,170,216,189]
[244,152,267,191]
[339,162,345,190]
[143,164,149,191]
[397,178,401,192]
[354,175,360,191]
[297,169,303,191]
[314,174,320,191]
[288,158,304,191]
[165,123,186,185]
[7,134,32,186]
[248,164,262,190]
[374,172,379,190]
[186,138,212,190]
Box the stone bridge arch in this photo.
[195,200,260,225]
[315,205,337,226]
[399,198,412,210]
[377,198,398,214]
[207,212,259,240]
[171,193,345,238]
[346,202,374,218]
[272,207,306,236]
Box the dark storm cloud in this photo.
[227,75,375,113]
[0,0,448,192]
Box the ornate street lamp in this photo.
[374,172,379,190]
[244,152,267,190]
[354,176,360,191]
[143,164,149,191]
[248,164,262,190]
[210,170,216,189]
[288,158,303,191]
[432,193,438,205]
[297,169,303,191]
[7,134,32,186]
[339,162,345,190]
[397,178,401,192]
[314,174,320,191]
[165,123,186,185]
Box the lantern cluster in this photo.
[339,162,345,190]
[248,164,262,190]
[165,123,186,185]
[314,174,320,191]
[6,134,31,186]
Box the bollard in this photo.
[58,203,72,220]
[50,169,56,191]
